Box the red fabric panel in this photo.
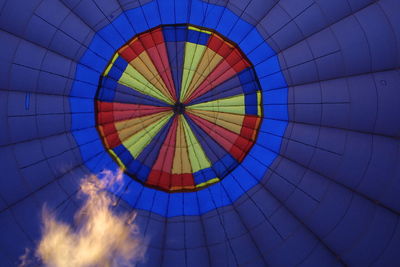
[147,117,178,188]
[97,101,171,124]
[187,112,245,160]
[141,29,177,100]
[171,173,195,189]
[240,116,261,140]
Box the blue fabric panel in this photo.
[196,189,215,213]
[193,168,217,185]
[69,98,93,113]
[70,81,97,98]
[212,154,237,178]
[168,193,183,217]
[228,19,253,45]
[187,29,210,45]
[174,0,189,23]
[142,1,162,29]
[125,8,147,34]
[71,113,95,130]
[136,162,151,182]
[239,28,264,55]
[232,165,258,192]
[163,26,187,42]
[123,180,143,207]
[135,188,155,211]
[254,56,281,79]
[248,42,276,66]
[152,191,168,216]
[221,174,245,202]
[215,9,237,37]
[183,192,199,215]
[98,22,127,50]
[111,14,135,41]
[157,0,175,24]
[244,92,258,115]
[88,35,115,62]
[207,183,231,207]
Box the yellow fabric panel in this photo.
[108,149,126,170]
[180,43,206,101]
[186,109,244,134]
[187,94,245,115]
[129,52,172,101]
[115,111,171,141]
[257,90,262,117]
[172,115,192,174]
[123,112,173,158]
[182,48,223,102]
[196,178,220,188]
[119,64,173,104]
[103,53,119,76]
[188,26,212,34]
[181,116,211,172]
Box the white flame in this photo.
[21,170,146,267]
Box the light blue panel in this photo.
[241,154,269,180]
[156,0,174,24]
[79,141,105,162]
[203,3,225,30]
[108,174,132,196]
[228,19,252,45]
[197,189,215,214]
[70,81,97,98]
[220,174,245,202]
[175,0,189,23]
[70,98,94,113]
[72,128,99,144]
[71,113,94,130]
[111,14,136,40]
[89,35,115,61]
[80,49,107,73]
[248,42,275,66]
[254,56,281,78]
[259,72,287,91]
[168,193,183,217]
[264,104,288,120]
[152,190,168,216]
[263,88,288,104]
[254,56,280,78]
[232,165,258,192]
[208,182,231,207]
[123,181,143,207]
[98,24,126,50]
[75,64,99,84]
[183,192,199,215]
[189,0,207,26]
[142,1,162,29]
[256,131,282,153]
[126,8,148,34]
[97,154,119,172]
[136,188,155,211]
[261,119,287,137]
[238,28,264,55]
[215,8,236,36]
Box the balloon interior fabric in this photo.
[96,24,263,192]
[1,0,400,266]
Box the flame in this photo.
[22,170,146,267]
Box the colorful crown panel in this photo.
[95,25,263,192]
